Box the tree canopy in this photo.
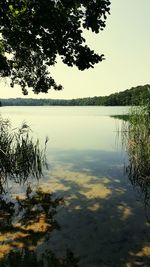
[0,0,110,94]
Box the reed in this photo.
[0,116,47,191]
[122,103,150,206]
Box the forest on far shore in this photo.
[1,84,150,107]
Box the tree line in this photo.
[1,84,150,106]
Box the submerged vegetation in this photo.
[122,103,150,208]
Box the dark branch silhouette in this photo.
[0,0,110,94]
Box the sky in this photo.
[0,0,150,99]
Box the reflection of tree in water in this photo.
[1,249,78,267]
[0,187,61,233]
[0,118,78,266]
[0,187,78,267]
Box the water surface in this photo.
[0,106,150,267]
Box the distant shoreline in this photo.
[0,84,150,107]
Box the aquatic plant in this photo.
[122,103,150,207]
[0,116,47,192]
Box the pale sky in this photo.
[0,0,150,99]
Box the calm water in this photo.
[0,106,150,267]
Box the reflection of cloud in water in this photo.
[117,202,133,221]
[52,168,112,199]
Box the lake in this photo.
[0,106,150,267]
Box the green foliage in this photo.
[0,0,110,94]
[104,84,150,106]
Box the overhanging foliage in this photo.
[0,0,110,94]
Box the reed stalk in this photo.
[122,103,150,206]
[0,116,47,192]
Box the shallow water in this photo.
[0,106,150,267]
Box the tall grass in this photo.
[122,103,150,206]
[0,116,47,191]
